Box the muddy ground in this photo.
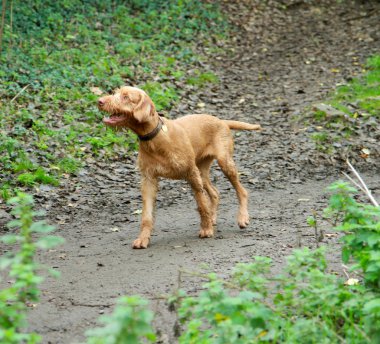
[10,0,380,343]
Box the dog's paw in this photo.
[132,237,150,249]
[212,214,217,226]
[199,228,214,238]
[238,212,250,229]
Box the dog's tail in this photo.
[224,120,262,131]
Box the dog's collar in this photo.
[138,116,164,142]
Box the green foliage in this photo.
[173,248,374,343]
[85,296,156,344]
[186,71,219,87]
[0,0,226,198]
[307,55,380,153]
[325,181,380,289]
[169,181,380,343]
[17,168,59,187]
[0,193,64,343]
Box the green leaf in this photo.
[0,257,14,269]
[48,268,61,278]
[1,234,18,244]
[36,236,65,249]
[363,298,380,313]
[30,221,55,233]
[342,247,351,263]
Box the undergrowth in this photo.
[0,193,63,343]
[0,0,226,199]
[308,55,380,156]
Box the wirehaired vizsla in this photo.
[98,86,261,248]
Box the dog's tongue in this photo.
[103,117,112,125]
[103,117,119,125]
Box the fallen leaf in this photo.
[360,148,370,159]
[90,87,103,95]
[345,278,359,286]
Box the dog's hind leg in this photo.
[217,154,250,229]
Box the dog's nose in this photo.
[98,99,105,107]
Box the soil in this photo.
[5,0,380,343]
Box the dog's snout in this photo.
[98,99,105,107]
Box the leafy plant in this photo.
[324,181,380,288]
[186,71,219,87]
[0,193,64,343]
[306,55,380,157]
[85,296,156,344]
[17,168,59,187]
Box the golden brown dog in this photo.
[98,86,261,248]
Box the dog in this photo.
[98,86,261,248]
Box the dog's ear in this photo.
[133,93,155,123]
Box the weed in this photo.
[86,296,156,344]
[17,168,59,187]
[0,193,64,343]
[306,55,380,156]
[186,71,219,87]
[57,157,82,174]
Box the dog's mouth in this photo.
[103,114,127,126]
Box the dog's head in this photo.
[98,86,156,127]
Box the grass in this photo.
[0,0,226,199]
[308,55,380,153]
[334,55,380,115]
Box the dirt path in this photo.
[28,1,380,343]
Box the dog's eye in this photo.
[123,95,129,101]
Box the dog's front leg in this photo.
[188,170,214,238]
[133,175,158,249]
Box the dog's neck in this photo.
[137,116,163,142]
[128,112,163,140]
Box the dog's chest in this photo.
[138,150,190,179]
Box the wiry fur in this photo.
[98,86,261,249]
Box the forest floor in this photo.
[26,1,380,343]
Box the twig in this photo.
[341,266,350,280]
[346,160,379,207]
[342,264,363,279]
[9,0,11,49]
[10,84,30,103]
[296,226,302,248]
[341,172,365,193]
[0,0,6,54]
[342,9,378,22]
[69,300,113,308]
